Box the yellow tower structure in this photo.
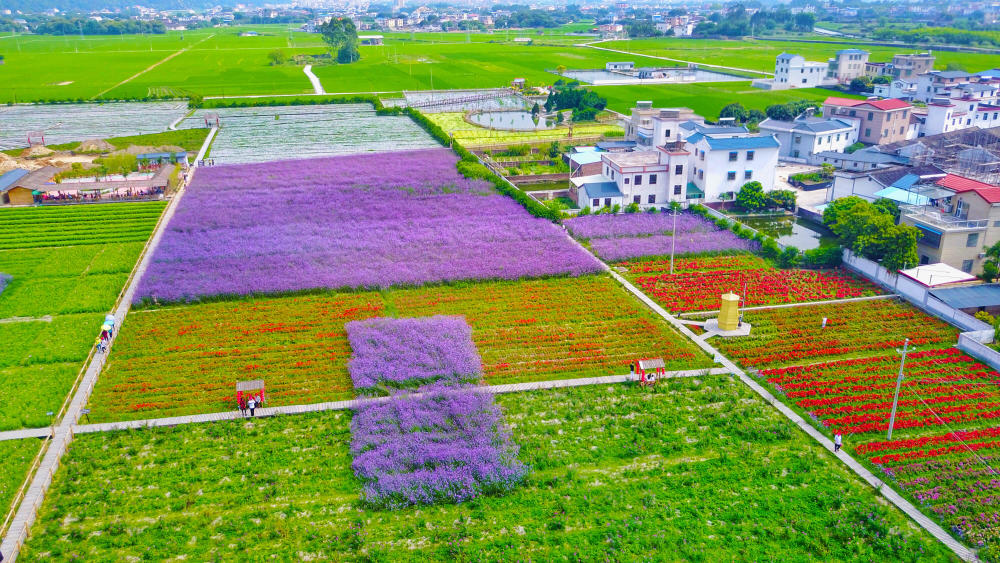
[718,293,740,331]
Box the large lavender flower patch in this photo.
[134,149,600,303]
[347,315,526,509]
[590,231,758,262]
[566,211,757,261]
[351,385,527,509]
[345,316,482,390]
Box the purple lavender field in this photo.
[345,316,482,390]
[347,315,525,509]
[566,212,757,262]
[134,149,600,303]
[351,385,527,509]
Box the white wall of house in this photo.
[774,54,828,89]
[688,141,779,202]
[828,172,883,202]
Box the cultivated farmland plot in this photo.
[399,88,529,113]
[0,102,188,150]
[23,381,955,560]
[179,104,440,164]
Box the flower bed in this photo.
[619,255,881,313]
[710,299,958,368]
[345,315,482,390]
[89,276,709,422]
[347,316,526,509]
[758,348,1000,556]
[565,212,757,262]
[134,149,600,303]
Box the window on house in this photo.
[868,112,874,120]
[883,129,889,137]
[849,110,857,117]
[649,174,657,184]
[794,135,802,144]
[746,151,754,161]
[967,233,980,247]
[633,195,641,204]
[698,169,704,179]
[592,199,600,208]
[900,126,905,134]
[729,151,738,161]
[665,129,671,139]
[648,194,656,204]
[675,165,683,175]
[920,255,929,265]
[864,128,871,137]
[962,259,974,273]
[745,170,753,180]
[624,177,629,184]
[604,198,611,207]
[727,171,736,180]
[634,175,642,185]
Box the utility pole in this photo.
[670,205,678,274]
[887,338,910,441]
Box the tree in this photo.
[267,49,287,66]
[748,109,766,123]
[824,196,918,271]
[766,189,796,211]
[556,64,567,75]
[871,75,891,85]
[719,102,749,124]
[319,18,360,64]
[850,76,872,92]
[736,181,766,211]
[765,104,795,121]
[981,241,1000,282]
[531,102,541,116]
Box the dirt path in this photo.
[584,41,773,77]
[91,34,216,100]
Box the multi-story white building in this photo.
[758,117,858,164]
[686,133,781,202]
[622,102,748,148]
[827,49,870,83]
[773,53,829,89]
[873,79,918,101]
[573,142,692,210]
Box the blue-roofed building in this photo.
[758,116,858,164]
[686,133,781,202]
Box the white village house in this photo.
[758,116,858,164]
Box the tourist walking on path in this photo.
[834,432,843,453]
[248,396,257,417]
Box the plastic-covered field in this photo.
[396,89,528,113]
[180,104,440,164]
[0,102,188,150]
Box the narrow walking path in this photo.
[91,34,216,99]
[74,368,731,436]
[0,428,50,443]
[0,130,217,563]
[584,42,772,77]
[0,315,52,325]
[677,293,899,317]
[303,64,326,95]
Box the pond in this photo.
[560,68,748,85]
[739,215,837,251]
[468,111,559,131]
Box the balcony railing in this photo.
[901,205,989,230]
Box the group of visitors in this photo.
[95,315,115,354]
[34,186,164,204]
[198,159,216,167]
[237,392,265,417]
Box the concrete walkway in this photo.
[74,368,731,435]
[0,131,216,563]
[303,65,326,95]
[678,293,899,317]
[0,428,50,443]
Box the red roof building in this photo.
[822,96,914,145]
[936,173,1000,203]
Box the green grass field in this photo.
[1,26,887,116]
[599,37,1000,75]
[0,439,43,526]
[0,202,166,430]
[22,380,953,561]
[596,82,857,117]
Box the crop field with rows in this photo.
[88,275,709,422]
[24,381,953,561]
